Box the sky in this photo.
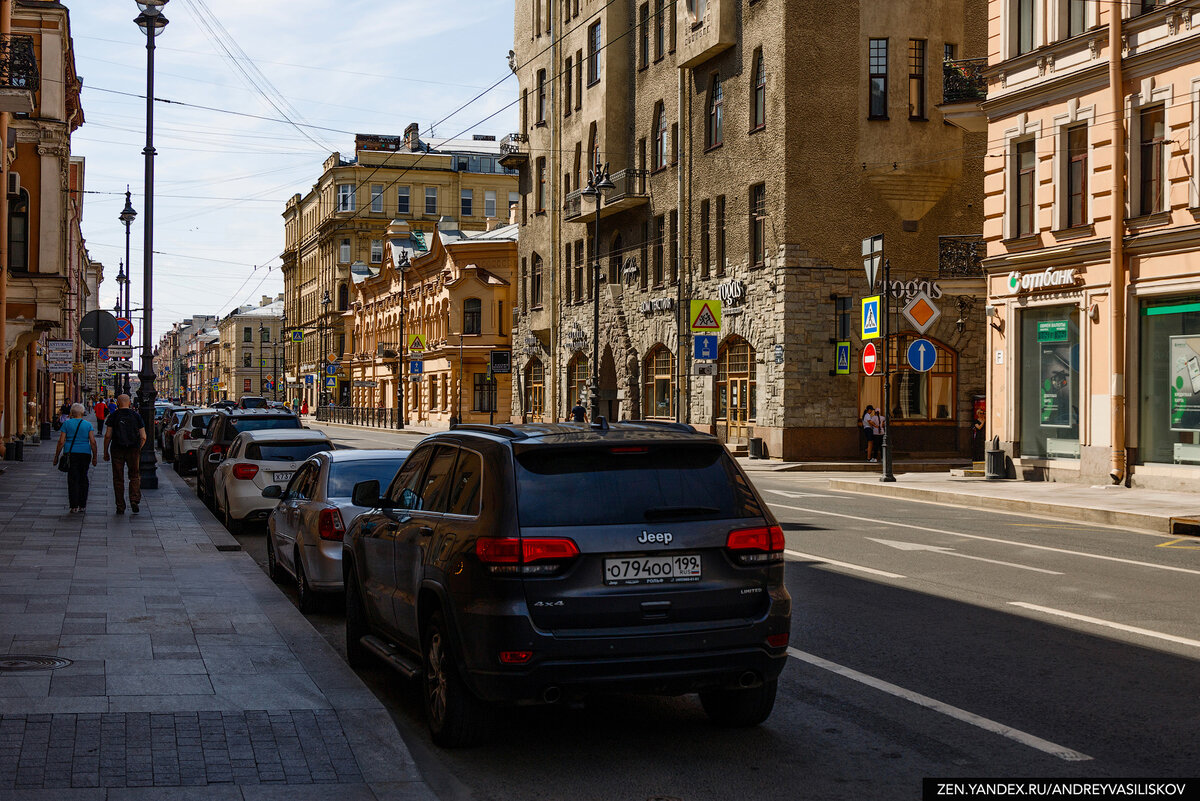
[70,0,519,344]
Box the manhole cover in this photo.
[0,655,73,672]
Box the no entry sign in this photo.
[862,342,878,376]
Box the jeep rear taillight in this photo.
[726,525,785,565]
[475,537,579,576]
[318,508,346,541]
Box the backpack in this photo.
[110,410,142,449]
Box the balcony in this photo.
[564,169,649,224]
[939,58,987,133]
[498,132,528,169]
[563,190,583,221]
[0,34,38,114]
[938,235,985,279]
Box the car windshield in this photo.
[245,442,330,462]
[328,457,408,498]
[228,416,300,434]
[515,443,762,527]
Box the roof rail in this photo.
[449,423,529,439]
[621,419,697,433]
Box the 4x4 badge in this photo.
[638,531,673,546]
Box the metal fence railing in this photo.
[316,405,402,429]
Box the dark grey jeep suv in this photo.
[342,421,791,747]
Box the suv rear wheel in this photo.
[423,610,489,748]
[699,679,779,728]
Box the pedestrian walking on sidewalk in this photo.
[104,394,147,515]
[92,397,108,436]
[53,403,97,513]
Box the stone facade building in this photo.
[281,128,519,410]
[216,297,284,401]
[508,0,988,460]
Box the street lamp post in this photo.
[258,324,265,398]
[320,290,331,409]
[397,251,409,430]
[580,160,615,424]
[133,0,168,490]
[118,189,136,397]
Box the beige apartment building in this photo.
[509,0,987,460]
[974,0,1200,489]
[281,129,519,409]
[216,296,285,401]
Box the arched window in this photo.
[8,189,28,273]
[751,49,766,130]
[859,335,957,422]
[567,354,589,409]
[653,102,668,170]
[337,283,349,311]
[643,345,675,419]
[463,298,481,335]
[717,337,756,440]
[525,359,545,422]
[707,73,723,148]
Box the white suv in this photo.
[211,429,333,533]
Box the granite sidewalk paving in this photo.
[0,442,437,801]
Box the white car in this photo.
[211,429,334,533]
[264,449,410,612]
[172,408,217,474]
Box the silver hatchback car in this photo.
[264,449,410,613]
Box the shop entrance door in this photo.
[727,378,749,441]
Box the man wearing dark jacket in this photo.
[103,394,147,515]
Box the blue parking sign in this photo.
[694,335,718,361]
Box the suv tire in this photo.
[699,679,779,728]
[423,610,489,748]
[343,565,371,670]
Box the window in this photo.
[520,257,527,313]
[750,183,767,267]
[751,49,766,130]
[472,374,496,415]
[669,0,677,51]
[707,74,723,148]
[1015,139,1036,236]
[461,189,474,218]
[397,186,410,215]
[654,0,665,59]
[464,298,481,335]
[337,184,355,211]
[1139,105,1166,216]
[261,327,270,343]
[243,326,252,343]
[643,346,675,418]
[700,199,711,278]
[339,239,351,263]
[568,355,589,409]
[640,221,649,290]
[639,4,650,68]
[587,21,602,84]
[576,51,584,108]
[525,359,545,421]
[653,215,665,285]
[1140,0,1161,13]
[944,43,957,62]
[243,352,252,367]
[1137,294,1200,464]
[1018,310,1077,457]
[669,210,678,284]
[371,184,384,213]
[1066,124,1088,228]
[908,40,926,120]
[836,296,853,340]
[425,186,438,215]
[564,56,573,116]
[521,89,528,131]
[1017,0,1034,54]
[715,195,726,275]
[536,69,547,123]
[371,239,383,264]
[869,39,888,119]
[509,191,520,216]
[671,122,679,163]
[532,253,544,307]
[338,284,349,310]
[485,190,497,218]
[8,190,27,272]
[653,102,669,170]
[859,335,957,425]
[574,239,585,302]
[536,157,547,212]
[1067,0,1086,36]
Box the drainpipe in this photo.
[1109,2,1127,484]
[677,59,686,423]
[0,0,11,441]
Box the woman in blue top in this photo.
[53,403,98,513]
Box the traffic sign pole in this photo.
[880,257,895,483]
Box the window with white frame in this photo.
[370,239,383,264]
[397,186,410,215]
[1015,0,1035,55]
[461,189,474,218]
[485,190,497,218]
[425,186,438,215]
[337,184,355,212]
[339,238,351,263]
[1139,105,1167,216]
[370,184,384,213]
[1065,124,1088,227]
[1014,139,1037,237]
[1066,0,1086,37]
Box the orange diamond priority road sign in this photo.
[902,291,941,334]
[689,300,721,333]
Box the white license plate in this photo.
[604,555,702,585]
[273,472,293,483]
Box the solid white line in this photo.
[785,550,906,579]
[768,502,1200,578]
[1009,603,1200,650]
[936,551,1064,575]
[787,648,1092,762]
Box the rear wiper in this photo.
[644,505,721,520]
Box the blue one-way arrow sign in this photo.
[906,338,936,373]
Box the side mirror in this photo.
[352,479,383,509]
[207,453,223,464]
[262,485,283,499]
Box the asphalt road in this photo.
[181,424,1200,800]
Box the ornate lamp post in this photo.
[118,189,136,397]
[320,290,332,408]
[397,251,409,429]
[580,160,615,424]
[133,0,168,489]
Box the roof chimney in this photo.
[485,216,500,232]
[438,216,457,233]
[508,201,518,226]
[404,123,420,151]
[261,295,271,307]
[386,218,411,239]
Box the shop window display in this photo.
[1139,296,1200,464]
[1019,307,1079,458]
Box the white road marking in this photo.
[867,538,1064,575]
[1009,603,1200,650]
[788,648,1092,762]
[768,502,1200,578]
[765,489,832,499]
[785,550,905,579]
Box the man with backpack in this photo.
[103,394,147,515]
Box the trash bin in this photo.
[984,436,1006,480]
[748,437,764,459]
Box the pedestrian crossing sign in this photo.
[689,300,721,332]
[861,295,881,340]
[409,334,425,352]
[836,341,851,375]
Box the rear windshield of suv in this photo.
[240,397,268,408]
[227,416,300,435]
[515,443,763,527]
[245,442,331,462]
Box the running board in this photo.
[360,635,423,679]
